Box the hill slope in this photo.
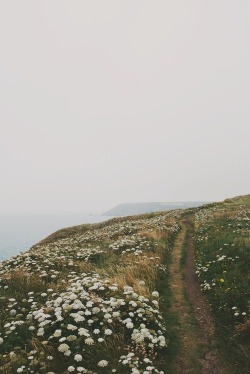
[0,195,249,373]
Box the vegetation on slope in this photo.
[0,194,249,373]
[192,195,250,372]
[0,211,181,373]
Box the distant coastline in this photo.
[0,214,110,261]
[103,201,211,216]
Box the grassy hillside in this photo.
[191,195,250,372]
[0,195,249,373]
[0,211,182,373]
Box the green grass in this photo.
[193,196,250,373]
[156,236,182,373]
[179,224,189,269]
[0,210,182,373]
[0,195,249,373]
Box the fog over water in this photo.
[0,215,110,261]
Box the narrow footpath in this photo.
[169,219,225,374]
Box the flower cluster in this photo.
[0,210,182,372]
[1,273,167,373]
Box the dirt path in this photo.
[169,219,224,374]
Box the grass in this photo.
[193,195,250,373]
[179,223,189,269]
[0,210,182,373]
[155,236,182,374]
[0,195,249,373]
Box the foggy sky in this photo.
[0,1,249,214]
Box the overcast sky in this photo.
[0,1,249,214]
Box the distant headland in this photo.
[102,201,211,216]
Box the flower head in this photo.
[98,360,108,367]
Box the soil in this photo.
[169,219,227,374]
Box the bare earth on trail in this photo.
[169,220,227,374]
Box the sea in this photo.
[0,214,110,262]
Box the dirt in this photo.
[169,219,227,374]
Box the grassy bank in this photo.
[193,195,250,373]
[1,194,249,373]
[0,211,181,373]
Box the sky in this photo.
[0,0,249,214]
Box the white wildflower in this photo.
[98,360,108,367]
[152,291,159,297]
[58,343,70,352]
[104,329,112,335]
[85,337,94,345]
[53,329,62,337]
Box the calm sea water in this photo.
[0,214,110,261]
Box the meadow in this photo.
[0,211,181,373]
[0,195,249,373]
[192,195,250,372]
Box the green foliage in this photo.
[193,196,250,372]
